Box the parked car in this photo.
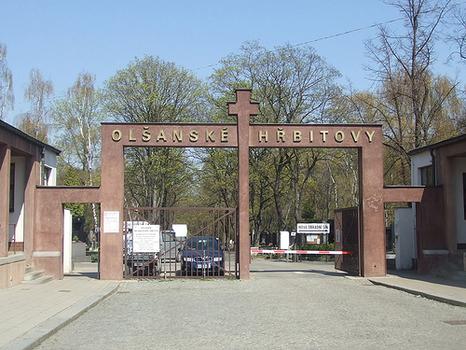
[159,230,181,262]
[180,236,224,275]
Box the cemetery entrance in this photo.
[33,89,427,281]
[100,88,389,280]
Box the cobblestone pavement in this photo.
[0,274,117,350]
[36,259,466,350]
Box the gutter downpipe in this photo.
[430,148,436,186]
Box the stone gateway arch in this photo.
[33,89,426,280]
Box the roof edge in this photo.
[0,119,61,155]
[408,133,466,156]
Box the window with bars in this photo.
[42,165,52,186]
[419,165,434,187]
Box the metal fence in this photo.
[123,207,237,279]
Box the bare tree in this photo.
[447,4,466,60]
[0,43,14,120]
[18,69,53,142]
[363,0,458,183]
[53,73,102,238]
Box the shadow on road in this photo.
[65,262,99,279]
[251,268,347,277]
[65,271,99,279]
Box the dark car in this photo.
[180,236,224,276]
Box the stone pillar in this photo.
[438,154,456,253]
[0,145,11,257]
[359,129,386,277]
[99,126,124,280]
[228,89,258,279]
[24,152,40,263]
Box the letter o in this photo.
[334,131,345,143]
[112,129,122,142]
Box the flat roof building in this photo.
[0,119,60,288]
[395,134,466,273]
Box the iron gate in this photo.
[123,207,238,279]
[334,207,360,275]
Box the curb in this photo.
[1,283,120,350]
[369,279,466,308]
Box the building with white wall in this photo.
[395,134,466,273]
[8,145,59,251]
[1,119,60,288]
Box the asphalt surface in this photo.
[36,258,466,350]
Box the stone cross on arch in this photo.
[227,89,259,120]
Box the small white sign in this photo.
[124,221,148,231]
[280,231,290,250]
[297,223,330,234]
[103,211,120,233]
[335,228,342,243]
[172,224,188,237]
[133,225,160,253]
[306,234,321,244]
[290,231,296,237]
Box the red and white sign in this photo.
[251,248,350,255]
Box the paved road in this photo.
[36,258,466,350]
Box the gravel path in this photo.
[36,259,466,350]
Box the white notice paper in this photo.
[104,211,120,233]
[133,225,160,253]
[280,231,289,250]
[306,234,321,244]
[172,224,188,237]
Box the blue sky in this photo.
[0,0,463,124]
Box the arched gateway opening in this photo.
[33,89,426,280]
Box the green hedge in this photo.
[297,243,335,251]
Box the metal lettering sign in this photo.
[109,125,377,148]
[297,223,330,234]
[133,225,160,253]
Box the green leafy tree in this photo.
[104,56,209,209]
